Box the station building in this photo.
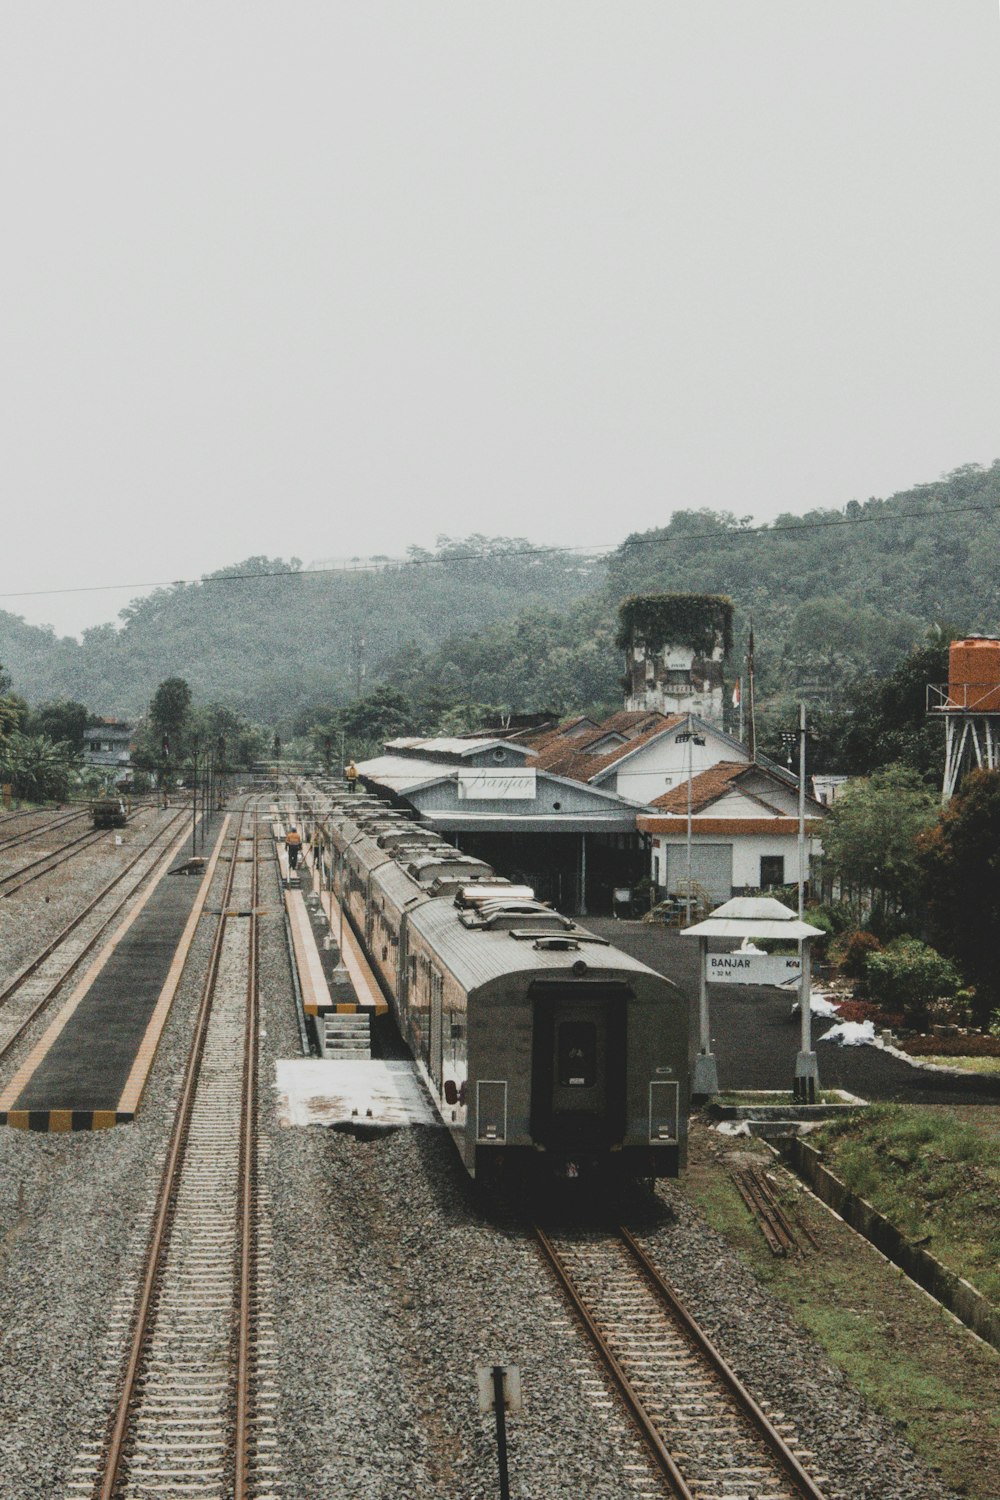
[636,759,826,907]
[354,732,642,913]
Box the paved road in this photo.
[583,918,1000,1106]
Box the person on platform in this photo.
[346,761,359,793]
[285,825,302,871]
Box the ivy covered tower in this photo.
[617,593,734,724]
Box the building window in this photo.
[760,855,784,889]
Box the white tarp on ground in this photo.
[820,1019,878,1046]
[274,1059,438,1128]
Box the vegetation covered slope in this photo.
[2,462,998,723]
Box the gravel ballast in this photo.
[0,799,977,1498]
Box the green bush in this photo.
[807,901,854,936]
[803,905,835,956]
[865,938,963,1031]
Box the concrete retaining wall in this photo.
[779,1137,1000,1352]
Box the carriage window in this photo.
[558,1022,597,1087]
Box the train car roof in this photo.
[370,857,427,910]
[406,894,673,994]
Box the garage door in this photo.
[664,844,733,906]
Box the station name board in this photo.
[706,952,802,987]
[456,769,537,801]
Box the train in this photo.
[299,782,690,1187]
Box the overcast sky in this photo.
[2,3,999,639]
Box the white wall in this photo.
[653,829,814,892]
[604,723,749,805]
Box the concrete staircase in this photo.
[320,1012,371,1060]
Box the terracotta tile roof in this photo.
[518,709,671,757]
[527,712,684,784]
[651,761,755,814]
[650,760,826,817]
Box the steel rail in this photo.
[0,828,105,893]
[0,804,151,897]
[619,1226,828,1500]
[97,809,242,1500]
[234,811,260,1500]
[533,1224,695,1499]
[0,806,89,853]
[0,809,189,1017]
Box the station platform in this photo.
[272,818,388,1019]
[0,816,227,1131]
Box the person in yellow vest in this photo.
[285,825,303,871]
[346,761,359,793]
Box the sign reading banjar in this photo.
[456,769,537,800]
[707,952,802,987]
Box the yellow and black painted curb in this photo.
[1,1109,134,1132]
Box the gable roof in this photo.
[649,760,826,816]
[517,710,683,784]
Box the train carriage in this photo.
[403,896,687,1184]
[304,785,689,1186]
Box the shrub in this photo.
[838,929,882,979]
[807,901,854,936]
[831,998,903,1028]
[803,905,835,956]
[865,938,963,1031]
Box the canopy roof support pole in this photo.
[692,935,719,1099]
[794,936,819,1102]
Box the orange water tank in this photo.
[948,637,1000,711]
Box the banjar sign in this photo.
[706,952,802,987]
[456,769,537,800]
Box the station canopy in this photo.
[681,895,825,941]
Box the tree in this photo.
[27,699,92,752]
[0,733,77,802]
[190,703,265,770]
[821,765,938,931]
[918,769,1000,1027]
[149,677,192,757]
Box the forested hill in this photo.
[607,461,1000,693]
[2,463,998,723]
[0,539,597,719]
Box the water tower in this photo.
[617,593,733,725]
[927,637,1000,802]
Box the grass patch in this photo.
[678,1129,1000,1499]
[913,1054,1000,1076]
[810,1104,1000,1303]
[712,1090,846,1107]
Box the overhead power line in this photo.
[2,494,999,605]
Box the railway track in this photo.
[0,810,154,899]
[535,1222,830,1500]
[67,802,280,1500]
[0,806,90,853]
[0,809,190,1068]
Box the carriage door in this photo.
[536,994,623,1149]
[430,966,444,1091]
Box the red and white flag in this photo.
[732,679,741,708]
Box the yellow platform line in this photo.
[321,891,389,1016]
[115,815,230,1116]
[300,833,388,1014]
[284,888,333,1016]
[0,817,205,1114]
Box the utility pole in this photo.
[191,736,199,857]
[797,701,807,918]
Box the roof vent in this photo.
[532,936,581,952]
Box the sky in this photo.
[2,3,999,640]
